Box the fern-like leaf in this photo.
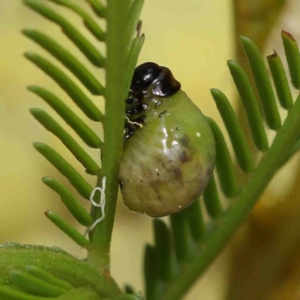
[22,0,145,274]
[144,32,300,300]
[12,1,300,299]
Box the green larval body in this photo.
[119,90,216,217]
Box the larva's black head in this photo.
[130,62,181,97]
[131,62,161,92]
[124,62,182,139]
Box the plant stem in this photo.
[88,0,129,271]
[163,94,300,299]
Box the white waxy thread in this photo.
[87,176,106,232]
[125,116,143,128]
[196,132,201,137]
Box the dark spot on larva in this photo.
[172,167,183,183]
[180,134,190,148]
[140,179,144,183]
[169,159,173,162]
[179,151,190,163]
[158,110,167,118]
[176,127,180,130]
[156,172,160,176]
[180,134,195,155]
[127,178,129,182]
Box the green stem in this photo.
[88,0,130,271]
[163,95,300,299]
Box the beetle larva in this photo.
[119,62,216,217]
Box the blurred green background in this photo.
[1,1,300,299]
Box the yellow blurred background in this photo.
[1,1,300,299]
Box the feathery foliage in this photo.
[143,32,300,300]
[0,1,300,300]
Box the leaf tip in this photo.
[21,28,29,35]
[33,142,44,151]
[44,210,53,217]
[281,29,296,41]
[267,49,278,59]
[210,88,218,93]
[210,88,223,98]
[227,59,237,67]
[42,176,53,184]
[27,85,36,91]
[23,51,35,60]
[240,35,251,44]
[29,107,40,115]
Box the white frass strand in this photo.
[125,116,143,127]
[87,176,106,232]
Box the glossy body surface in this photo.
[119,63,216,217]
